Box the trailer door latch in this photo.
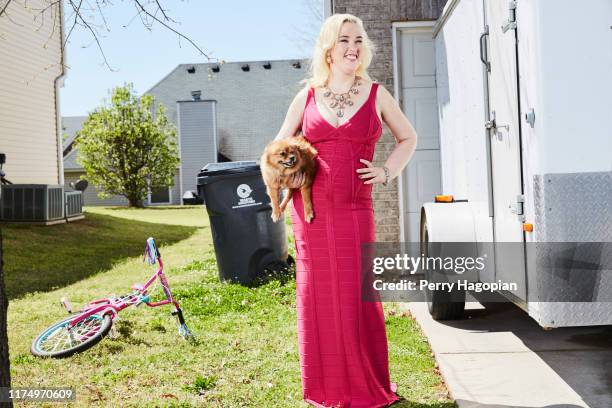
[502,0,517,33]
[510,194,525,220]
[485,110,510,140]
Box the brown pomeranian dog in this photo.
[260,135,318,223]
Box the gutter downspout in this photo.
[324,0,333,17]
[54,0,66,186]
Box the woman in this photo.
[275,13,417,407]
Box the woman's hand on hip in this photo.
[357,159,386,184]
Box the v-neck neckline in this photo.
[312,82,375,130]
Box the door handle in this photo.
[479,26,490,72]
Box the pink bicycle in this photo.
[31,237,192,358]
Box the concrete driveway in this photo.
[400,299,612,408]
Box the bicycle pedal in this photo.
[60,297,73,314]
[108,325,119,339]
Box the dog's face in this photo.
[265,141,302,170]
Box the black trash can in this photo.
[197,161,291,285]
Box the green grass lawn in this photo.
[3,206,451,407]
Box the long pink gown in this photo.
[290,82,399,407]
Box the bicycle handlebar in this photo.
[143,237,162,264]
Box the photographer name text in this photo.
[372,279,517,293]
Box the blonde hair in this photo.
[302,13,376,88]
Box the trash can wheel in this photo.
[262,260,290,274]
[286,254,295,266]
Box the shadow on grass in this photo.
[105,206,201,211]
[1,212,199,300]
[248,262,296,288]
[392,399,454,407]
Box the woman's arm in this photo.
[272,87,309,188]
[274,87,309,142]
[358,85,418,185]
[379,84,418,182]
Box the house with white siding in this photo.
[0,1,81,224]
[0,0,64,185]
[64,58,308,206]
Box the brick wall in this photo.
[331,0,446,242]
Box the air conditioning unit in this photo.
[0,184,65,224]
[65,191,84,221]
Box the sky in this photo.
[61,0,323,117]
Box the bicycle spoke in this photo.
[36,315,106,354]
[45,328,68,351]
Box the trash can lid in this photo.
[197,161,260,179]
[182,190,198,199]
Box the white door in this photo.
[484,0,526,298]
[396,26,440,243]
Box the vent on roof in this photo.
[211,65,220,73]
[187,66,196,74]
[292,61,301,69]
[241,64,250,72]
[191,90,202,101]
[263,62,271,69]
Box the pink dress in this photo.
[290,82,399,407]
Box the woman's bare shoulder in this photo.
[292,86,310,106]
[370,80,390,94]
[363,79,387,96]
[372,82,394,104]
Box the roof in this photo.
[145,58,310,95]
[61,116,88,150]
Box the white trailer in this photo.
[414,0,612,328]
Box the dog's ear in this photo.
[262,140,280,160]
[260,148,271,169]
[293,135,318,157]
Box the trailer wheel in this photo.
[420,212,466,320]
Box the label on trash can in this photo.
[232,183,262,209]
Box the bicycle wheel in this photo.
[31,313,113,358]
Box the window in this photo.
[149,186,171,205]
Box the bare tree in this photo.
[290,0,324,58]
[0,0,219,70]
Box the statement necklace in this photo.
[323,76,362,118]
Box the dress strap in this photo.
[306,87,314,107]
[368,82,379,118]
[300,87,314,132]
[368,82,379,103]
